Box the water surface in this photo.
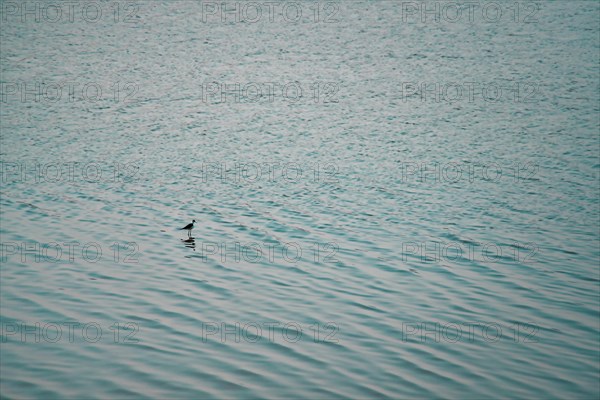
[1,1,599,398]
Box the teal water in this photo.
[1,1,599,398]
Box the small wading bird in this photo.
[180,220,196,237]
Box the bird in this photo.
[180,220,196,237]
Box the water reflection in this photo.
[181,237,195,251]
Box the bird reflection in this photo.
[182,236,196,251]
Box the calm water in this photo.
[1,1,599,398]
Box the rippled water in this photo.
[1,1,599,398]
